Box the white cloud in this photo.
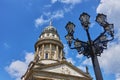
[51,0,57,4]
[98,42,120,79]
[3,42,10,48]
[35,16,49,28]
[67,57,75,64]
[76,54,83,59]
[35,10,64,27]
[90,22,95,28]
[6,61,27,80]
[116,73,120,80]
[77,65,86,72]
[64,44,76,65]
[59,0,81,5]
[82,58,92,66]
[5,52,34,80]
[97,0,120,79]
[97,0,120,29]
[51,0,81,5]
[35,0,82,27]
[64,44,69,54]
[116,29,120,42]
[76,55,90,73]
[44,4,52,8]
[52,10,64,18]
[25,52,34,64]
[64,5,74,12]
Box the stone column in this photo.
[42,44,44,59]
[37,47,39,53]
[34,46,39,61]
[60,49,62,61]
[50,44,52,59]
[56,45,58,60]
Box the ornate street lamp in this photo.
[79,12,90,29]
[65,21,75,34]
[65,12,114,80]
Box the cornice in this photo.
[35,38,64,49]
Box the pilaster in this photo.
[42,44,44,59]
[56,45,58,60]
[50,43,52,59]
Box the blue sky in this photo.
[0,0,120,80]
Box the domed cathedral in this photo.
[21,22,92,80]
[34,23,65,63]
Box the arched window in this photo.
[47,33,49,36]
[58,49,61,59]
[52,45,56,51]
[45,44,49,50]
[45,53,48,59]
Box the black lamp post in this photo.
[65,12,114,80]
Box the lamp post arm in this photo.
[94,30,106,43]
[69,38,88,49]
[70,47,77,49]
[107,36,114,41]
[73,38,88,44]
[100,37,114,43]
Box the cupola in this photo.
[34,22,65,64]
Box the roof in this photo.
[39,25,60,38]
[22,61,92,80]
[34,61,92,78]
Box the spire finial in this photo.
[49,20,52,26]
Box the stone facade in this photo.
[21,23,92,80]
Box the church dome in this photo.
[43,25,57,33]
[39,25,60,40]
